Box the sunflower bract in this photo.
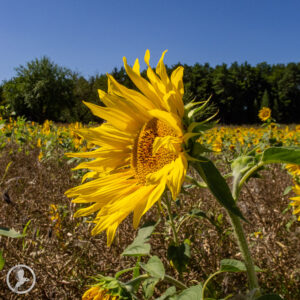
[65,50,190,246]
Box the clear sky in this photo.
[1,0,300,83]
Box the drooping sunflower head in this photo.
[65,50,211,246]
[258,107,271,122]
[82,282,129,300]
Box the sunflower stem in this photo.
[164,193,179,246]
[228,211,260,293]
[164,274,187,290]
[115,267,139,280]
[231,162,261,295]
[202,270,223,299]
[237,162,264,198]
[125,273,149,287]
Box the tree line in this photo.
[0,56,299,124]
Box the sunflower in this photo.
[65,50,195,246]
[285,163,300,177]
[258,107,271,122]
[290,184,300,221]
[82,286,119,300]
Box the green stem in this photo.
[125,273,187,291]
[115,267,139,280]
[228,211,260,292]
[202,270,223,299]
[232,161,262,295]
[164,274,188,290]
[236,162,264,199]
[125,274,149,287]
[164,193,179,245]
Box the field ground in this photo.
[0,137,299,299]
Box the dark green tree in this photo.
[261,89,270,108]
[277,63,300,123]
[3,57,76,123]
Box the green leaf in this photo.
[262,147,300,165]
[175,284,203,300]
[122,224,155,257]
[191,157,245,220]
[220,259,262,273]
[140,256,165,279]
[283,186,292,196]
[142,278,159,299]
[167,241,191,273]
[255,294,284,300]
[0,227,25,238]
[156,287,177,300]
[0,250,5,271]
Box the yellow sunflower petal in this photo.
[156,49,170,85]
[75,124,133,149]
[83,101,141,133]
[167,153,188,200]
[133,58,140,75]
[98,89,149,122]
[123,56,163,109]
[106,74,156,111]
[133,180,166,228]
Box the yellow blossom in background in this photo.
[37,138,42,148]
[49,204,59,222]
[289,185,300,221]
[258,107,271,122]
[253,231,263,239]
[38,151,43,161]
[212,137,222,152]
[65,50,193,246]
[49,204,62,236]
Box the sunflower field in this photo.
[1,51,300,300]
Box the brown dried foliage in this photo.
[0,146,299,299]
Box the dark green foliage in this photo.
[3,57,77,123]
[2,58,300,124]
[261,89,270,108]
[180,61,300,124]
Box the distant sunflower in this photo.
[258,107,271,122]
[285,163,300,177]
[290,184,300,221]
[65,50,194,246]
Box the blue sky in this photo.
[1,0,300,83]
